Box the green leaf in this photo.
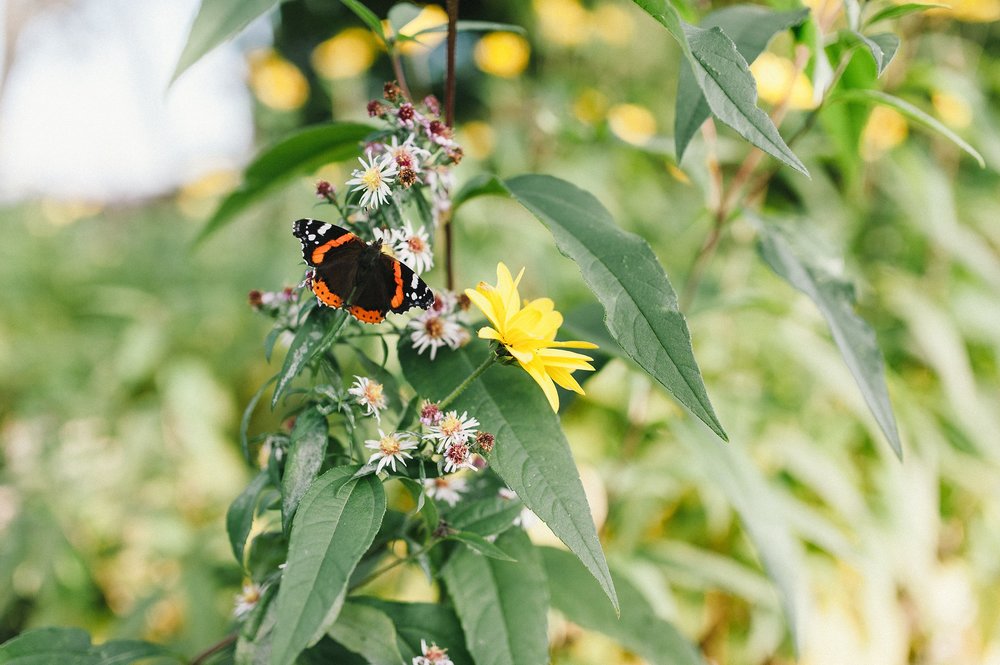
[409,20,528,38]
[272,308,342,409]
[327,601,406,665]
[171,0,283,84]
[281,408,330,530]
[541,547,706,665]
[399,339,618,612]
[447,532,517,561]
[354,599,473,663]
[228,471,272,565]
[196,122,375,243]
[837,89,986,167]
[451,173,506,211]
[852,31,899,76]
[675,6,810,160]
[503,174,727,442]
[441,529,548,665]
[756,221,903,458]
[339,0,386,42]
[632,0,808,175]
[672,420,811,653]
[270,466,386,665]
[865,2,947,26]
[447,496,524,537]
[0,628,180,665]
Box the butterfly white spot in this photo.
[318,224,332,234]
[308,234,315,241]
[411,274,419,288]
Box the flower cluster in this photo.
[409,290,470,360]
[412,639,454,665]
[248,287,300,320]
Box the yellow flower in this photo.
[247,49,309,111]
[311,28,376,80]
[465,263,598,412]
[474,32,531,78]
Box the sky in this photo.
[0,0,265,203]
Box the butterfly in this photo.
[293,218,434,324]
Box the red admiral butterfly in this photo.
[293,218,434,324]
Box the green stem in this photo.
[349,543,434,591]
[438,353,497,409]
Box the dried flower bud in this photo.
[446,146,464,164]
[475,431,495,453]
[457,293,472,311]
[398,167,418,188]
[420,401,443,426]
[367,100,386,117]
[423,94,441,116]
[315,180,336,202]
[432,519,455,539]
[383,81,403,103]
[398,102,415,123]
[248,290,264,309]
[281,287,295,301]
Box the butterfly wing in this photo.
[348,254,434,324]
[292,218,364,308]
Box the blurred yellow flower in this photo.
[932,91,973,129]
[573,88,608,126]
[176,169,240,219]
[460,121,496,159]
[248,49,309,111]
[607,103,657,145]
[590,4,634,46]
[465,263,598,412]
[311,28,376,80]
[396,5,449,56]
[931,0,1000,21]
[861,106,908,160]
[534,0,590,46]
[750,52,816,110]
[474,32,531,78]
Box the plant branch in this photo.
[349,543,433,591]
[439,353,496,409]
[190,633,237,665]
[390,49,413,101]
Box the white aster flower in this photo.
[412,639,453,665]
[233,581,263,620]
[365,429,418,473]
[409,311,464,360]
[393,220,434,274]
[442,442,477,474]
[346,149,398,208]
[423,475,468,507]
[382,133,431,171]
[426,410,479,452]
[348,375,387,422]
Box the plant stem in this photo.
[439,353,496,409]
[349,543,433,591]
[443,0,459,291]
[190,633,237,665]
[390,49,413,101]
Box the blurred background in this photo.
[1,0,999,663]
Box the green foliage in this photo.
[0,628,180,664]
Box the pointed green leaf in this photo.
[241,374,278,462]
[852,31,899,76]
[270,466,386,665]
[281,408,330,530]
[541,547,706,665]
[272,308,344,409]
[171,0,283,84]
[447,496,524,537]
[196,122,375,243]
[837,89,985,167]
[354,599,473,663]
[675,7,810,160]
[90,641,180,665]
[339,0,386,42]
[452,173,506,211]
[756,221,903,458]
[503,174,727,441]
[865,2,947,26]
[228,471,272,564]
[399,339,618,611]
[0,628,180,665]
[447,532,517,561]
[632,0,808,175]
[327,601,406,665]
[409,20,528,38]
[441,529,548,665]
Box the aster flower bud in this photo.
[315,180,336,202]
[383,81,403,103]
[423,94,441,116]
[475,431,495,453]
[420,401,443,426]
[398,102,415,124]
[446,146,464,164]
[398,166,418,188]
[457,293,471,311]
[367,99,387,117]
[248,290,264,309]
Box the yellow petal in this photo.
[547,366,586,394]
[522,359,560,411]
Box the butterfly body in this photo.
[293,218,434,324]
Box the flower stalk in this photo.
[438,353,497,410]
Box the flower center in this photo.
[364,382,384,403]
[361,168,382,191]
[407,235,426,252]
[379,435,401,455]
[424,316,444,338]
[439,415,461,436]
